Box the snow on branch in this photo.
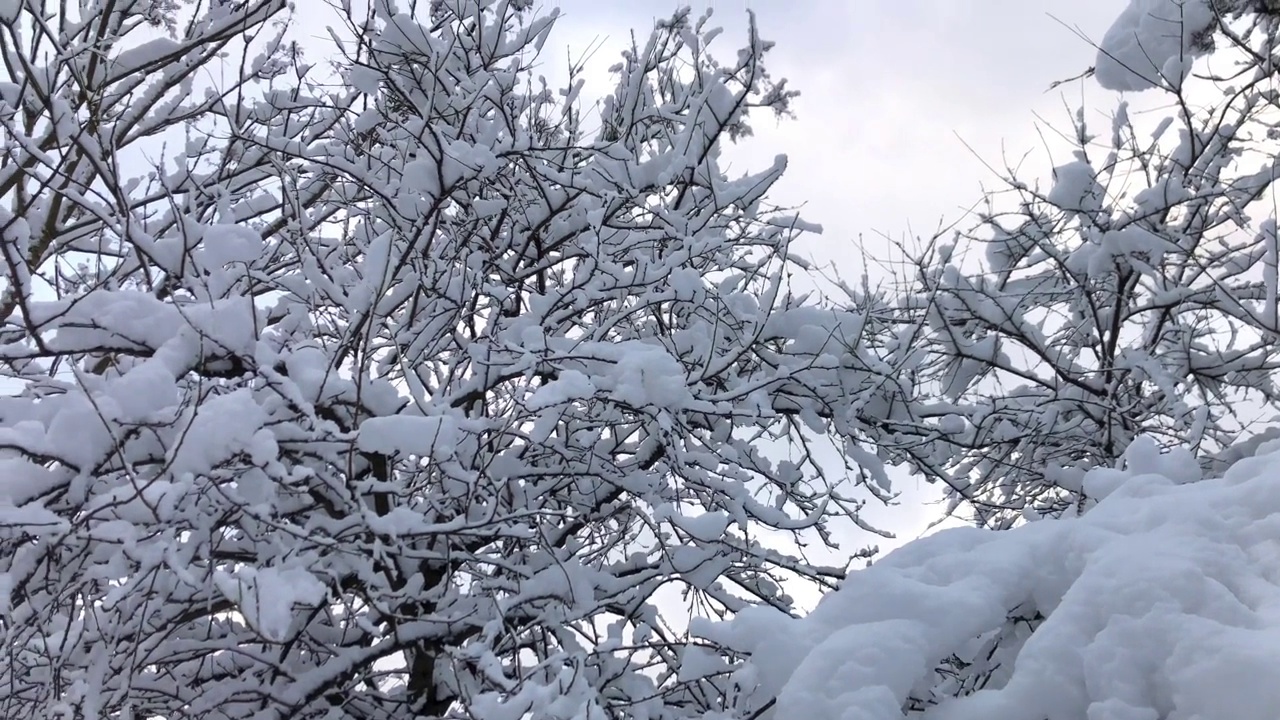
[1095,0,1280,91]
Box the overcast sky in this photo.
[298,1,1134,547]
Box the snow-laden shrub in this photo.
[699,436,1280,719]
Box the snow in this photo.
[1047,160,1104,213]
[1095,0,1215,91]
[663,507,732,542]
[109,37,182,79]
[167,389,269,480]
[678,645,732,683]
[605,342,694,411]
[698,437,1280,720]
[357,414,460,459]
[526,369,597,410]
[0,501,68,534]
[213,565,327,643]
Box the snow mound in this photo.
[697,438,1280,719]
[1095,0,1214,91]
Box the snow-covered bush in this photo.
[700,436,1280,719]
[0,1,923,718]
[898,2,1280,527]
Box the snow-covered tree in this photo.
[895,0,1280,528]
[0,1,922,718]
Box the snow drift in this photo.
[697,436,1280,719]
